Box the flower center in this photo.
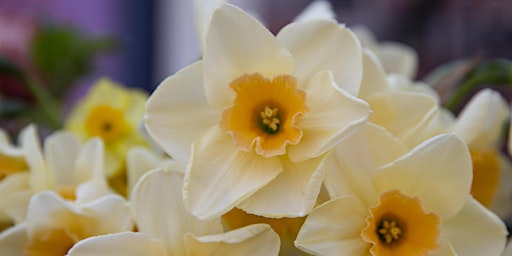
[470,149,500,207]
[84,104,126,142]
[377,219,402,244]
[361,190,440,256]
[0,155,27,181]
[220,73,308,157]
[260,106,281,134]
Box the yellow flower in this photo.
[0,191,133,256]
[65,78,149,178]
[298,129,508,255]
[145,4,370,220]
[66,168,280,256]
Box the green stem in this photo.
[20,76,62,130]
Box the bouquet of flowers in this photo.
[0,1,511,255]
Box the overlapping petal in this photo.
[204,4,293,108]
[277,19,362,95]
[132,168,222,255]
[184,127,282,220]
[295,196,370,256]
[184,224,280,256]
[358,49,389,100]
[378,41,419,79]
[238,155,326,217]
[145,61,219,164]
[0,223,28,256]
[374,134,472,220]
[44,131,81,186]
[288,71,370,162]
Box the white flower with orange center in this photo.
[145,4,370,220]
[0,191,133,256]
[65,167,280,256]
[297,131,508,255]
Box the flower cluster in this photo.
[0,1,511,256]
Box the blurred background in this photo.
[1,0,511,93]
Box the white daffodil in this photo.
[352,25,419,79]
[145,4,370,220]
[0,191,132,256]
[358,49,439,143]
[297,132,508,255]
[66,167,280,256]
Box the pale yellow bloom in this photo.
[65,78,150,178]
[145,4,370,220]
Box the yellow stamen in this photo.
[470,149,500,207]
[361,190,440,256]
[220,73,308,157]
[84,104,127,142]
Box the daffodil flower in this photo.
[145,4,370,220]
[66,167,280,256]
[0,191,133,255]
[65,78,150,178]
[297,132,508,255]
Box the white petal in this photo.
[367,91,438,140]
[192,0,224,52]
[0,172,30,223]
[442,197,508,256]
[0,224,28,256]
[452,89,509,150]
[184,127,282,220]
[489,154,512,218]
[295,196,370,256]
[288,71,370,162]
[44,131,81,186]
[67,232,168,256]
[323,123,407,206]
[278,20,362,95]
[0,128,23,157]
[145,61,220,164]
[73,138,104,183]
[432,240,458,256]
[375,134,473,220]
[81,194,133,234]
[401,108,454,148]
[378,41,419,79]
[24,191,75,235]
[238,155,326,217]
[293,0,336,22]
[21,125,51,191]
[358,49,390,100]
[184,224,280,256]
[204,4,293,108]
[132,168,222,255]
[74,180,110,204]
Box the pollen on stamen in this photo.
[260,105,281,134]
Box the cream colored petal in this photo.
[74,138,105,183]
[24,191,76,235]
[378,41,419,79]
[193,0,224,52]
[288,71,370,162]
[184,126,282,221]
[358,49,390,100]
[184,224,280,256]
[74,180,110,204]
[204,4,293,108]
[0,128,23,157]
[293,0,335,22]
[452,89,508,150]
[21,125,51,191]
[0,172,30,223]
[44,131,81,186]
[295,196,370,256]
[375,134,473,220]
[67,232,168,256]
[432,240,458,256]
[145,61,220,164]
[278,20,362,95]
[503,239,512,256]
[0,224,28,256]
[489,154,512,218]
[238,155,326,218]
[324,123,407,206]
[132,168,222,255]
[126,147,179,195]
[401,108,454,148]
[441,197,507,256]
[81,194,133,234]
[367,91,438,140]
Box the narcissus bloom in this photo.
[297,131,508,255]
[145,4,370,220]
[66,168,280,256]
[65,78,150,178]
[0,191,133,256]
